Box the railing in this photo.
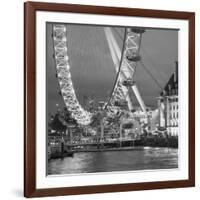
[65,136,140,146]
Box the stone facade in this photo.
[157,62,179,136]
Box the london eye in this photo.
[52,24,163,126]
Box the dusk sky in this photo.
[47,23,178,115]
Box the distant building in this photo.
[157,61,178,136]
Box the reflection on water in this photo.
[48,147,178,175]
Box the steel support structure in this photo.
[104,27,147,116]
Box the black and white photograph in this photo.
[47,23,179,175]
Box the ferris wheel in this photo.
[52,24,147,125]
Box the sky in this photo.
[46,23,178,115]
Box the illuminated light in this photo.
[53,26,58,31]
[66,64,70,70]
[64,55,69,61]
[63,26,66,32]
[62,37,67,42]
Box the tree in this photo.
[49,113,66,132]
[49,107,77,133]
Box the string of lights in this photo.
[53,24,92,125]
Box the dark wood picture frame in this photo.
[24,1,195,198]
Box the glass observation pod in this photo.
[53,25,66,32]
[54,46,67,50]
[122,78,135,87]
[55,55,69,60]
[126,52,141,62]
[130,27,146,34]
[53,36,67,42]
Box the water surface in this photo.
[48,147,178,175]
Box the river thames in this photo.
[48,147,178,175]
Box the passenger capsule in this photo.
[122,79,135,87]
[130,27,145,34]
[126,53,141,62]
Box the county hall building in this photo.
[157,61,179,136]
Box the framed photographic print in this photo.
[24,1,195,197]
